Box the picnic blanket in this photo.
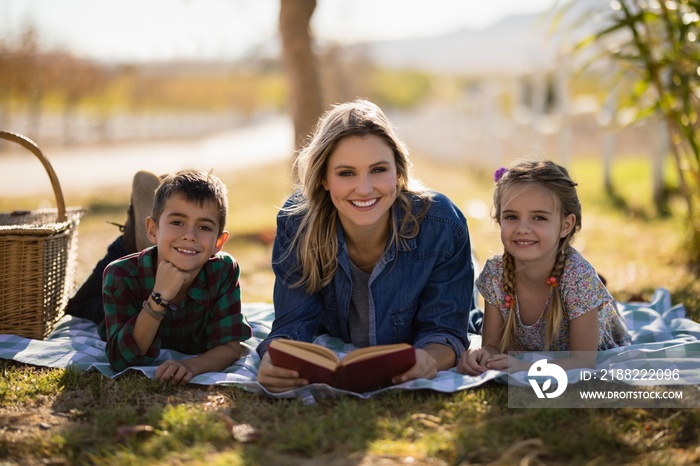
[1,288,699,401]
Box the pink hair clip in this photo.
[494,167,508,182]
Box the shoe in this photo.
[123,171,161,253]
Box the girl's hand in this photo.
[257,351,308,393]
[484,354,531,373]
[457,347,496,375]
[153,260,191,302]
[392,348,438,384]
[155,359,194,385]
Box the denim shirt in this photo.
[256,191,474,363]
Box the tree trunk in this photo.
[279,0,323,152]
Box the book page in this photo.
[342,343,412,365]
[270,340,341,369]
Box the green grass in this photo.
[1,153,699,465]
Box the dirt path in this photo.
[0,116,293,198]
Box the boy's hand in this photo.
[153,260,191,302]
[155,359,194,385]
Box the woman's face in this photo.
[321,134,399,234]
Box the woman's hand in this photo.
[256,351,308,393]
[155,359,194,385]
[392,348,438,384]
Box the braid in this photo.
[499,251,518,353]
[544,245,569,350]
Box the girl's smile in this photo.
[499,184,575,269]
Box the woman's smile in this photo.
[350,198,380,208]
[322,135,398,233]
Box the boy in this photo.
[74,170,252,383]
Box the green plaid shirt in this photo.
[98,247,252,371]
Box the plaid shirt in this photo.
[98,247,252,371]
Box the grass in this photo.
[1,153,699,465]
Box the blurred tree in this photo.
[51,53,107,145]
[572,0,700,272]
[279,0,323,151]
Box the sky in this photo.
[0,0,560,62]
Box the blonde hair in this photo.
[283,99,433,293]
[494,160,582,352]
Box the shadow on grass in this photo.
[32,369,403,465]
[603,184,666,221]
[3,363,700,465]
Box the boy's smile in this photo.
[146,193,228,277]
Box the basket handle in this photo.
[0,130,67,222]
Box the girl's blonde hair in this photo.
[283,99,432,293]
[494,160,582,351]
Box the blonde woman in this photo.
[257,99,475,393]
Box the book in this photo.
[267,339,417,393]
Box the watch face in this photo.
[152,292,166,307]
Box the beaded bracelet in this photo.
[142,300,167,321]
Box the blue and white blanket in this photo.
[1,288,698,400]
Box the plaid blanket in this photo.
[1,288,698,400]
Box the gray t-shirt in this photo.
[348,261,371,347]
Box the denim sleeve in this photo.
[256,207,324,357]
[412,219,474,364]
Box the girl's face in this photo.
[146,193,228,276]
[499,184,575,268]
[321,135,399,235]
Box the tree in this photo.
[279,0,324,151]
[571,0,700,272]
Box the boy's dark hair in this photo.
[151,170,228,235]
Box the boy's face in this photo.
[146,193,228,276]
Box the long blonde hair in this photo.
[494,160,582,351]
[283,99,432,293]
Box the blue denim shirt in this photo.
[257,191,474,363]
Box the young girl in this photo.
[458,160,629,375]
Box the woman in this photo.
[256,99,475,393]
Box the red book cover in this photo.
[267,340,416,393]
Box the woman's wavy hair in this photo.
[494,160,582,351]
[284,99,433,293]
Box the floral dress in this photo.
[476,247,630,351]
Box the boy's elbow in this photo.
[107,354,130,373]
[224,340,243,362]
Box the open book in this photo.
[267,339,417,393]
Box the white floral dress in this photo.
[476,247,631,351]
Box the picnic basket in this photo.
[0,130,84,339]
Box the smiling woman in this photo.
[255,99,477,393]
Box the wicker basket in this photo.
[0,131,85,339]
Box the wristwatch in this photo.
[151,291,169,308]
